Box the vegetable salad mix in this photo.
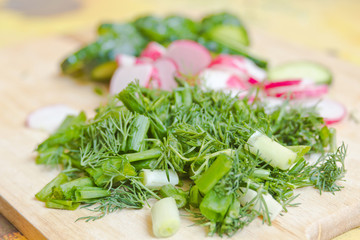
[33,12,347,238]
[35,81,346,237]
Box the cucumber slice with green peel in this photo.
[267,61,332,85]
[90,61,118,82]
[205,25,250,47]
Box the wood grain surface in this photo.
[0,29,360,240]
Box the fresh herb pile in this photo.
[61,12,266,82]
[35,81,346,237]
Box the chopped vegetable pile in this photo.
[60,12,266,82]
[31,11,349,238]
[35,81,346,237]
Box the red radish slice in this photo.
[149,67,161,88]
[116,54,136,67]
[269,84,328,99]
[264,79,303,90]
[265,78,328,99]
[208,63,248,80]
[320,98,346,124]
[243,59,267,82]
[26,104,79,133]
[294,98,347,124]
[248,77,261,85]
[109,64,153,95]
[154,57,178,91]
[208,54,247,71]
[166,40,211,76]
[208,54,247,76]
[140,42,167,61]
[199,69,248,91]
[226,75,248,89]
[208,54,266,84]
[199,69,234,90]
[135,57,154,65]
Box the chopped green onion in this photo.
[140,169,179,189]
[125,148,162,162]
[189,185,202,208]
[199,189,233,222]
[74,187,111,201]
[35,173,68,201]
[45,199,80,210]
[195,154,233,194]
[60,177,94,199]
[159,184,187,208]
[127,115,150,152]
[247,131,297,170]
[151,197,180,238]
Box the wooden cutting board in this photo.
[1,29,360,240]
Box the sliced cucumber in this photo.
[205,25,250,47]
[90,61,118,82]
[267,61,332,85]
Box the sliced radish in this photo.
[140,42,167,61]
[199,69,231,90]
[226,75,248,89]
[166,40,211,76]
[243,59,267,82]
[294,98,347,124]
[154,57,178,91]
[265,79,328,99]
[135,57,154,65]
[208,54,248,77]
[149,67,161,88]
[264,79,302,90]
[115,54,136,67]
[271,85,328,99]
[248,77,260,85]
[199,69,249,93]
[208,55,266,84]
[109,64,154,95]
[208,54,247,72]
[26,104,80,133]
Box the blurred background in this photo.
[0,0,359,66]
[0,0,359,239]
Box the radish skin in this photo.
[140,42,166,61]
[293,98,347,125]
[264,79,303,90]
[265,78,328,99]
[26,104,79,133]
[208,54,266,83]
[208,54,248,78]
[208,54,247,72]
[166,40,211,76]
[226,75,248,89]
[151,197,180,238]
[135,57,154,65]
[248,77,260,85]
